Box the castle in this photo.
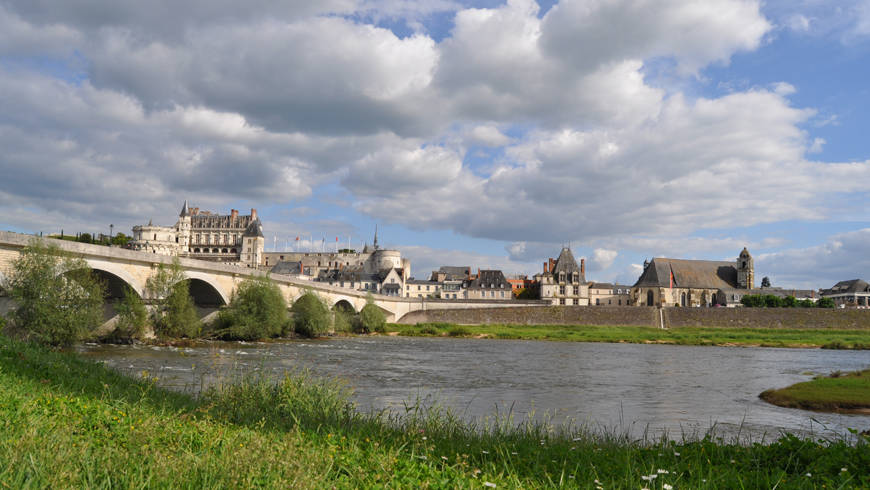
[129,201,264,267]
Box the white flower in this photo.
[657,469,669,474]
[641,475,657,481]
[481,450,489,454]
[663,484,673,490]
[483,482,496,488]
[673,452,680,456]
[805,473,812,477]
[841,467,848,472]
[594,479,600,484]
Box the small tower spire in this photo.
[373,224,379,250]
[180,199,190,217]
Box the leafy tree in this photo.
[146,259,200,337]
[113,286,149,340]
[761,276,771,288]
[817,297,836,309]
[740,295,765,308]
[781,295,798,308]
[110,232,131,247]
[7,239,105,346]
[291,292,330,338]
[217,276,288,340]
[77,233,93,244]
[355,296,386,333]
[763,295,783,308]
[798,299,816,308]
[332,301,355,334]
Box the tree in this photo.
[761,276,771,288]
[113,286,148,340]
[217,275,288,340]
[817,297,836,309]
[291,292,330,338]
[781,295,798,308]
[110,232,131,247]
[355,296,386,333]
[146,259,200,338]
[763,294,783,308]
[6,239,105,345]
[77,233,93,244]
[740,294,765,308]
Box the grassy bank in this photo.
[390,322,870,349]
[761,369,870,414]
[1,335,869,488]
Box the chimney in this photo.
[231,209,238,219]
[543,261,548,273]
[299,262,303,274]
[250,208,258,220]
[580,258,585,276]
[549,258,556,273]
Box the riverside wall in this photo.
[398,305,870,330]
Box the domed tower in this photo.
[176,200,192,252]
[737,247,754,290]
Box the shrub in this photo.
[447,326,471,337]
[113,286,148,341]
[817,297,836,309]
[781,295,798,308]
[218,276,288,340]
[763,295,783,308]
[0,314,6,331]
[356,302,386,334]
[146,259,200,338]
[7,239,105,346]
[291,292,330,338]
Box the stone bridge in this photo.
[0,231,544,324]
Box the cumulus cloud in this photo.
[757,228,870,289]
[400,244,539,278]
[589,248,618,271]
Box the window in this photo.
[596,298,600,305]
[559,298,565,305]
[608,299,611,305]
[618,300,622,305]
[500,291,505,298]
[559,285,566,295]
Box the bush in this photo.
[291,292,330,338]
[763,295,783,308]
[113,286,148,341]
[0,314,6,331]
[781,295,798,308]
[7,239,105,346]
[355,302,386,334]
[146,259,200,338]
[218,276,288,340]
[817,297,836,309]
[447,326,471,337]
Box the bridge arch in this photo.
[333,299,356,313]
[182,271,230,306]
[84,260,145,298]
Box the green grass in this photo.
[391,322,870,349]
[1,334,869,488]
[761,369,870,413]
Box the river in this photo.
[77,336,870,441]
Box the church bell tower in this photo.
[737,247,754,290]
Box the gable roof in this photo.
[242,219,264,238]
[552,248,581,277]
[633,258,738,290]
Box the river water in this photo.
[77,337,870,441]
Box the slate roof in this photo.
[552,248,582,277]
[180,200,190,217]
[242,219,264,238]
[822,279,870,295]
[467,270,510,290]
[270,261,302,275]
[588,282,631,290]
[434,266,471,281]
[633,258,738,289]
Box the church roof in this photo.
[242,219,264,238]
[634,258,738,290]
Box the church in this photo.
[630,248,755,307]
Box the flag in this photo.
[335,237,338,242]
[295,236,299,241]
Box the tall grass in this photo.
[1,334,868,488]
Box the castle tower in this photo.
[737,247,754,290]
[176,200,192,252]
[241,218,265,268]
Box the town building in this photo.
[588,283,632,306]
[534,247,589,305]
[821,279,870,307]
[405,279,443,298]
[630,247,754,307]
[429,266,472,299]
[129,201,264,267]
[268,229,410,296]
[466,270,512,300]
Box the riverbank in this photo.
[761,369,870,414]
[389,322,870,349]
[2,334,868,487]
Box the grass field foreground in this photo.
[390,322,870,349]
[1,334,869,487]
[761,369,870,414]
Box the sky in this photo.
[1,0,869,289]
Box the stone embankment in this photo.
[399,305,870,330]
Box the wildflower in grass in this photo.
[441,456,448,461]
[841,467,848,472]
[663,484,673,490]
[483,482,496,488]
[641,474,657,481]
[673,452,680,456]
[657,469,669,474]
[481,450,489,454]
[805,473,812,477]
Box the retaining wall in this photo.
[399,305,870,330]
